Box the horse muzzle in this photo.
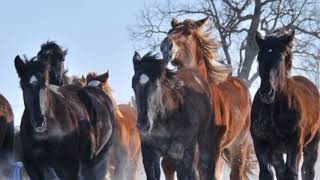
[161,38,177,62]
[137,119,150,136]
[33,115,47,133]
[258,88,275,104]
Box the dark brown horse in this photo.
[160,17,253,180]
[132,52,214,180]
[85,71,141,180]
[0,93,14,176]
[252,27,320,180]
[14,56,115,180]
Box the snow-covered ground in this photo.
[137,146,320,180]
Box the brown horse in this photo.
[0,93,14,176]
[85,71,141,180]
[252,28,320,180]
[161,17,253,180]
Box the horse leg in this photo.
[301,131,319,180]
[228,141,247,180]
[198,133,216,180]
[176,146,198,180]
[286,131,303,180]
[253,140,274,180]
[141,144,161,180]
[112,149,128,180]
[23,160,45,180]
[54,161,80,180]
[162,157,175,180]
[271,152,285,180]
[126,153,140,180]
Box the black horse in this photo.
[14,56,115,180]
[251,27,320,180]
[132,52,214,180]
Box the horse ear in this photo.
[171,17,179,28]
[80,75,86,83]
[86,73,95,83]
[255,31,264,49]
[63,49,68,60]
[281,28,295,45]
[14,55,25,78]
[195,17,209,28]
[100,71,109,82]
[133,51,141,67]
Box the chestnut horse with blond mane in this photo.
[161,17,253,180]
[85,71,141,180]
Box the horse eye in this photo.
[267,49,273,53]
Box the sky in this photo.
[0,0,147,125]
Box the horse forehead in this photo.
[87,80,101,87]
[139,74,149,85]
[29,75,38,84]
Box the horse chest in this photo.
[142,118,195,159]
[251,102,300,144]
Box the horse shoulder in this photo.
[286,76,320,137]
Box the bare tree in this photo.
[129,0,320,87]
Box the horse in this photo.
[85,71,141,180]
[36,41,67,86]
[160,17,253,180]
[14,55,116,180]
[0,93,14,176]
[252,27,320,180]
[132,52,214,180]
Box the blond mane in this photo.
[188,21,232,84]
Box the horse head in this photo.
[256,27,294,104]
[131,52,169,135]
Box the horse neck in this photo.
[196,59,208,81]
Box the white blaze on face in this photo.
[88,80,101,87]
[29,75,38,84]
[147,80,163,133]
[139,74,149,85]
[39,88,48,117]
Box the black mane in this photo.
[139,52,175,79]
[38,41,67,58]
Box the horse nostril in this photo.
[168,41,173,50]
[267,89,274,97]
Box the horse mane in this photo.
[38,41,67,59]
[141,52,176,79]
[267,27,294,74]
[186,20,232,84]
